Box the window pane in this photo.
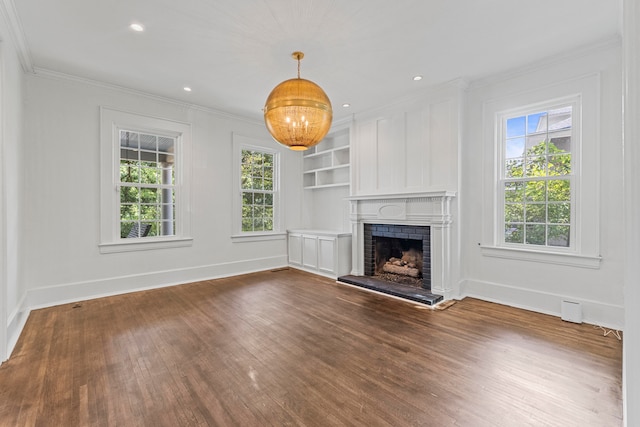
[242,218,253,232]
[140,167,159,184]
[120,186,139,203]
[120,131,139,149]
[121,204,138,221]
[525,155,546,177]
[505,204,524,222]
[140,187,158,203]
[549,136,571,153]
[548,225,570,247]
[252,177,264,190]
[527,112,547,133]
[505,137,525,159]
[264,179,273,191]
[504,182,524,202]
[140,205,159,220]
[525,224,546,245]
[505,159,524,178]
[525,181,546,202]
[139,133,157,151]
[120,161,139,183]
[120,222,133,238]
[505,224,523,244]
[525,204,546,223]
[157,136,174,154]
[148,222,159,237]
[548,203,570,224]
[548,154,571,176]
[242,192,253,205]
[526,135,546,153]
[506,116,525,138]
[547,179,570,202]
[264,193,273,205]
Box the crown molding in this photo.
[31,67,264,126]
[0,0,34,73]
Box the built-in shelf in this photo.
[303,128,350,189]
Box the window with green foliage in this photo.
[240,149,276,232]
[119,130,176,238]
[502,105,573,248]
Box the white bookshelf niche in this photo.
[303,128,350,189]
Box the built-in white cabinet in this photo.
[287,230,352,278]
[303,128,350,189]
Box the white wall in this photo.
[302,185,350,231]
[351,81,462,196]
[462,41,624,328]
[0,34,25,359]
[19,72,303,312]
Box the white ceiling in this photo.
[11,0,621,122]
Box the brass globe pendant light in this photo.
[264,52,333,151]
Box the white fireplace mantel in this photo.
[347,191,456,299]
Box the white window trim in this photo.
[99,107,193,253]
[480,73,601,268]
[231,134,284,243]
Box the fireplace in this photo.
[364,224,431,290]
[339,191,455,303]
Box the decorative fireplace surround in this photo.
[346,191,456,299]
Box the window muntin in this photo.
[501,105,573,248]
[240,149,275,233]
[119,130,176,239]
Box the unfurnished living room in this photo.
[0,1,638,426]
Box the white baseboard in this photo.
[6,292,30,360]
[460,278,624,330]
[5,255,287,360]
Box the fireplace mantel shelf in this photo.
[346,191,456,201]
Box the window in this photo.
[482,75,601,268]
[119,130,175,238]
[240,149,275,232]
[232,134,283,241]
[100,108,192,253]
[501,104,574,248]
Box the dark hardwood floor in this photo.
[0,269,622,426]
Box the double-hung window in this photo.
[232,134,282,241]
[500,102,575,249]
[100,107,192,253]
[240,148,276,232]
[119,130,176,238]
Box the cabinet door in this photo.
[288,234,303,266]
[302,235,318,269]
[318,237,336,275]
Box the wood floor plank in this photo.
[0,269,622,426]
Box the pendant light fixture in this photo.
[264,52,333,151]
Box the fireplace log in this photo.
[382,263,420,278]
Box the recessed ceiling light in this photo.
[183,87,192,92]
[342,103,351,108]
[130,23,145,32]
[413,75,423,81]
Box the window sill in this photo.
[99,237,194,254]
[480,245,602,269]
[231,232,286,243]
